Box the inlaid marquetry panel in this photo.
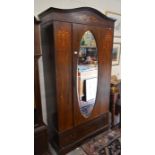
[56,28,70,49]
[53,21,73,132]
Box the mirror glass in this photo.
[77,31,98,118]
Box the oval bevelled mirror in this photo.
[77,31,98,118]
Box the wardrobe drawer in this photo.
[59,113,109,147]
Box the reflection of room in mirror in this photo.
[77,30,98,118]
[85,78,97,101]
[78,78,97,117]
[82,31,97,47]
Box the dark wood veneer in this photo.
[39,7,115,28]
[58,113,109,147]
[54,21,73,132]
[52,113,109,154]
[39,7,114,155]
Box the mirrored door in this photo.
[73,24,111,126]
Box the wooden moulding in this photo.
[39,7,115,28]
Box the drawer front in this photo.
[59,113,109,147]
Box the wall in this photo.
[34,0,121,17]
[35,0,121,124]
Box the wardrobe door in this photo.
[73,24,113,126]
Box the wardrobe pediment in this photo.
[39,7,115,27]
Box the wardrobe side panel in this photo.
[40,24,58,141]
[53,21,73,132]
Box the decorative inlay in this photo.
[57,28,69,49]
[76,15,98,23]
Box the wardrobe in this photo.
[39,7,115,154]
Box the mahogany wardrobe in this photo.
[39,7,115,154]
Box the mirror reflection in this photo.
[77,31,98,118]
